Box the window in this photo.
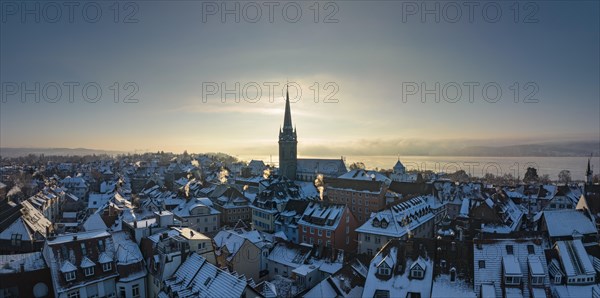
[132,285,140,298]
[310,228,315,234]
[65,271,76,281]
[346,236,349,245]
[84,266,94,277]
[103,262,112,272]
[527,245,535,254]
[478,260,485,269]
[449,268,456,282]
[303,226,307,232]
[119,287,126,298]
[302,235,307,242]
[98,240,105,252]
[310,238,314,244]
[367,249,373,255]
[531,276,544,285]
[506,245,513,255]
[364,234,371,242]
[318,239,322,245]
[326,240,331,247]
[318,229,322,236]
[346,215,349,223]
[411,269,424,279]
[505,276,521,285]
[375,237,381,244]
[10,234,22,246]
[378,266,391,276]
[67,292,80,298]
[326,230,331,238]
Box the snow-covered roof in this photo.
[47,230,111,245]
[83,213,108,231]
[298,202,347,230]
[363,247,433,298]
[59,261,77,273]
[268,243,311,268]
[0,252,47,273]
[173,197,220,218]
[356,196,434,238]
[80,256,95,268]
[528,256,545,276]
[543,210,597,237]
[431,274,476,298]
[473,239,548,298]
[166,253,248,298]
[338,169,390,183]
[555,239,595,277]
[112,231,143,265]
[502,255,522,275]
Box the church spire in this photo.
[283,85,293,130]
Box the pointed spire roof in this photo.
[283,85,293,129]
[587,155,592,175]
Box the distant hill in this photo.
[0,147,127,158]
[450,141,599,157]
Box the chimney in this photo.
[73,235,77,241]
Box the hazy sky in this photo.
[1,1,599,156]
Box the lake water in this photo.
[236,155,600,180]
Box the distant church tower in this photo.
[586,155,593,185]
[279,86,297,179]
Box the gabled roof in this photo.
[60,261,77,273]
[543,210,597,237]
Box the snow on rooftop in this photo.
[432,274,476,298]
[502,255,522,275]
[59,261,77,273]
[80,256,95,268]
[83,212,108,231]
[528,256,545,276]
[544,210,597,237]
[0,218,32,241]
[0,252,46,273]
[555,240,595,277]
[112,231,144,265]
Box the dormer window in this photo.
[411,268,424,279]
[373,218,381,227]
[65,270,76,281]
[381,219,389,228]
[84,266,94,277]
[102,262,112,272]
[378,266,391,276]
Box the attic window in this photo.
[373,218,381,227]
[381,220,389,228]
[506,245,513,255]
[478,260,486,269]
[527,245,534,254]
[10,234,22,246]
[64,270,76,281]
[378,266,391,276]
[411,268,424,279]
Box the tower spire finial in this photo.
[283,82,292,129]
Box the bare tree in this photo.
[558,170,572,184]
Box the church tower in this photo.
[586,155,593,185]
[278,86,297,179]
